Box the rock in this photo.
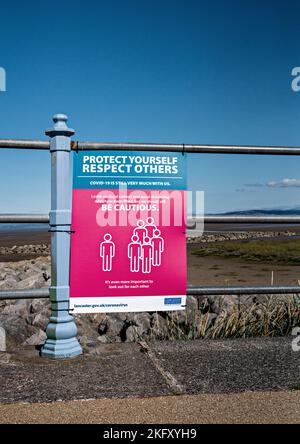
[78,334,90,347]
[97,335,111,344]
[85,340,98,347]
[87,313,107,325]
[17,269,38,280]
[172,296,198,325]
[126,325,145,342]
[187,295,198,311]
[0,277,18,290]
[105,314,126,337]
[29,299,50,315]
[242,294,271,306]
[42,272,51,282]
[15,274,46,289]
[2,300,30,318]
[24,329,46,346]
[208,295,239,315]
[114,336,122,342]
[0,353,10,364]
[75,316,83,326]
[132,313,151,335]
[0,326,6,352]
[0,313,35,345]
[187,230,297,244]
[32,313,49,330]
[150,314,169,338]
[98,320,108,335]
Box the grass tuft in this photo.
[148,296,300,341]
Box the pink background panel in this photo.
[70,189,187,298]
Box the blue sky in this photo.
[0,0,299,214]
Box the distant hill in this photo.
[220,208,300,216]
[190,207,300,217]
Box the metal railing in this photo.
[0,288,50,300]
[2,138,300,155]
[1,213,300,227]
[2,114,300,359]
[0,139,49,149]
[73,142,300,155]
[1,285,300,301]
[1,137,300,300]
[0,214,49,223]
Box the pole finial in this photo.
[53,113,68,123]
[45,113,75,137]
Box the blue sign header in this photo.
[73,150,187,190]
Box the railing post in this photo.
[41,114,82,359]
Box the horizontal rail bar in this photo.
[75,141,300,155]
[2,139,300,155]
[0,214,49,223]
[187,286,300,295]
[1,214,300,225]
[0,139,49,149]
[1,286,299,300]
[0,288,50,300]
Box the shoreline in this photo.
[1,224,300,247]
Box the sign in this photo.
[69,150,187,313]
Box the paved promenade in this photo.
[0,337,299,423]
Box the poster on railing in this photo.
[69,150,187,313]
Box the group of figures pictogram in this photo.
[100,217,164,273]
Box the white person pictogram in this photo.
[100,233,115,272]
[151,228,164,266]
[140,236,153,274]
[145,216,157,238]
[128,234,142,272]
[128,219,165,274]
[133,219,147,244]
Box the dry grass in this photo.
[147,295,300,341]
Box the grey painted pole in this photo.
[41,114,82,359]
